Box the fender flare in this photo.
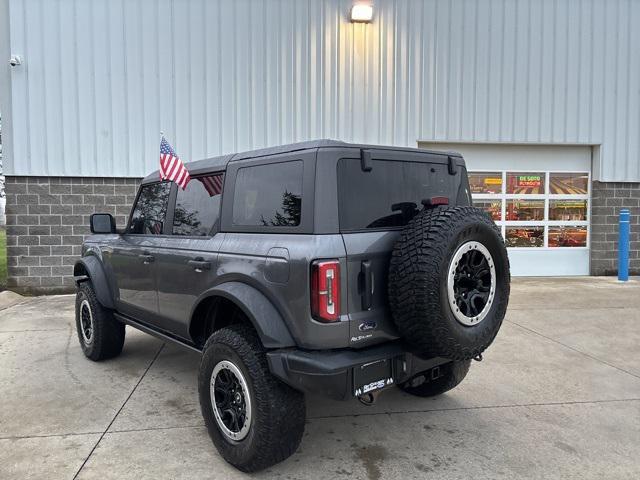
[73,256,115,309]
[193,282,296,349]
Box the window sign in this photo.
[468,172,502,194]
[549,199,587,222]
[505,199,545,221]
[506,172,545,194]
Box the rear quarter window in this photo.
[232,160,303,227]
[337,158,456,231]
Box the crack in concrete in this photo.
[506,319,640,381]
[306,397,640,420]
[71,343,165,480]
[0,431,104,441]
[0,328,70,333]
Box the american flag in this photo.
[160,136,190,189]
[197,174,224,197]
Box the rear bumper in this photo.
[266,342,450,400]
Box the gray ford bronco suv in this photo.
[74,140,510,472]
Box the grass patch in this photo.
[0,227,6,289]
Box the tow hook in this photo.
[473,353,483,362]
[357,390,381,406]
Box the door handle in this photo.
[188,259,211,272]
[360,260,374,311]
[138,254,155,264]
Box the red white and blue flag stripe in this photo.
[160,136,190,189]
[198,174,224,197]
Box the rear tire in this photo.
[75,282,125,361]
[198,324,305,472]
[399,360,471,397]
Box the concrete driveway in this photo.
[1,278,639,480]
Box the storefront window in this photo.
[468,172,503,194]
[505,226,544,248]
[473,200,502,221]
[549,199,588,221]
[549,173,588,195]
[506,172,545,194]
[548,226,587,247]
[469,169,588,250]
[505,199,545,221]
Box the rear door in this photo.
[154,173,225,339]
[337,149,466,348]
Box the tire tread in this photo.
[199,324,305,472]
[388,206,510,360]
[76,282,125,361]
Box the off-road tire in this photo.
[198,324,305,472]
[75,282,125,361]
[399,360,471,397]
[388,206,510,360]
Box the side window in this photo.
[232,161,303,227]
[127,182,171,234]
[173,174,224,236]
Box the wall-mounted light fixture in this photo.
[9,54,22,67]
[350,2,373,23]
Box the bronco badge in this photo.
[358,320,377,332]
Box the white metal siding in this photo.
[2,0,640,180]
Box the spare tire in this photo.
[388,206,510,360]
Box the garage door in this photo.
[418,144,592,276]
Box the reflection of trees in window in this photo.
[261,191,301,226]
[129,183,170,234]
[172,206,203,235]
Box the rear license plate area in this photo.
[353,358,395,397]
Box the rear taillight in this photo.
[311,260,341,322]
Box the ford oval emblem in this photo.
[358,321,377,332]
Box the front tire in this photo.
[198,324,305,472]
[75,282,125,361]
[399,360,471,397]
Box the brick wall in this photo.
[5,176,141,294]
[590,181,640,275]
[3,176,638,292]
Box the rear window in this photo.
[232,161,303,227]
[338,158,455,231]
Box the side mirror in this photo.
[90,213,116,234]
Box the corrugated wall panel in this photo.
[3,0,640,181]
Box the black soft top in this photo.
[141,139,459,184]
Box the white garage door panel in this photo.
[507,249,590,276]
[423,144,592,172]
[419,143,592,277]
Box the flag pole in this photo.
[159,131,164,179]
